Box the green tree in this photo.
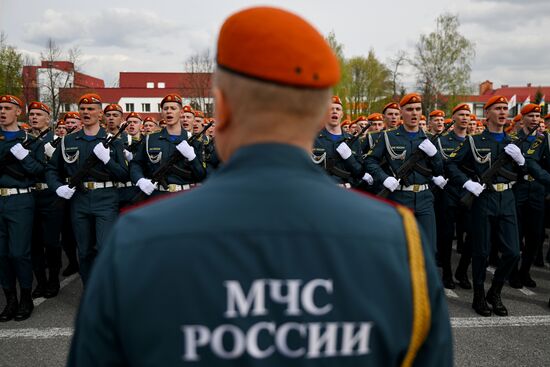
[0,32,23,96]
[410,13,475,113]
[326,31,350,105]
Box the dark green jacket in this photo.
[129,128,206,185]
[68,143,452,367]
[437,131,467,204]
[0,129,44,188]
[45,127,128,191]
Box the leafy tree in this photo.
[0,32,23,96]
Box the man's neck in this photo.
[166,123,182,135]
[108,127,119,134]
[83,124,101,136]
[1,122,19,132]
[32,126,49,135]
[403,124,419,133]
[325,124,342,135]
[454,126,467,138]
[487,121,504,134]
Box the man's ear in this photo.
[213,87,230,132]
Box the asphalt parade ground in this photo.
[1,241,549,367]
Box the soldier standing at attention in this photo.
[130,94,205,198]
[46,94,128,287]
[104,104,124,136]
[67,7,452,367]
[383,102,401,130]
[312,96,370,188]
[27,101,64,299]
[447,95,524,317]
[117,112,143,209]
[180,105,194,138]
[365,93,446,253]
[0,95,44,321]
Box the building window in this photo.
[142,103,151,112]
[205,103,213,116]
[64,103,71,112]
[126,103,135,112]
[146,82,154,88]
[157,82,165,88]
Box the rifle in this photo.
[345,123,371,146]
[0,128,51,180]
[51,135,62,148]
[131,122,213,203]
[377,122,455,198]
[67,123,128,190]
[460,125,539,209]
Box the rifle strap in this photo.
[396,205,431,367]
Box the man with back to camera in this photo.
[67,6,452,367]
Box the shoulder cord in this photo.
[61,136,79,163]
[384,131,406,160]
[467,135,491,166]
[145,135,162,164]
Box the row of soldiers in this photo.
[0,92,218,322]
[313,94,550,317]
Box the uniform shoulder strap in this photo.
[396,205,431,367]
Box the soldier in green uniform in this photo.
[312,96,371,188]
[181,105,194,138]
[447,95,524,317]
[104,103,124,136]
[67,7,452,367]
[117,112,143,209]
[130,94,206,198]
[382,102,401,130]
[509,103,546,288]
[437,104,473,289]
[27,101,64,299]
[0,95,45,321]
[365,93,446,253]
[46,93,128,287]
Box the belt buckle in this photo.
[168,184,177,192]
[413,184,420,192]
[495,183,505,192]
[0,188,8,196]
[86,182,95,190]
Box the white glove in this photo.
[10,143,29,161]
[463,179,485,197]
[336,142,352,160]
[361,172,374,185]
[418,139,437,157]
[383,176,400,192]
[55,185,76,200]
[137,178,157,195]
[504,144,525,166]
[124,149,133,162]
[432,175,448,189]
[176,140,197,161]
[93,143,111,165]
[44,142,55,159]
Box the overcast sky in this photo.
[1,0,548,91]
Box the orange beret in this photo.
[382,102,400,113]
[78,93,102,105]
[476,120,484,127]
[160,94,182,107]
[143,116,157,124]
[544,114,550,120]
[0,95,24,108]
[484,95,508,110]
[470,114,477,121]
[367,113,383,121]
[217,7,339,88]
[194,110,205,118]
[444,118,453,124]
[28,101,51,114]
[63,112,81,121]
[182,105,195,115]
[126,112,143,121]
[420,115,426,121]
[429,110,445,118]
[20,123,30,129]
[399,93,422,107]
[56,119,66,127]
[332,96,342,106]
[354,115,368,123]
[520,103,541,116]
[512,114,522,123]
[452,103,470,115]
[341,120,351,126]
[104,104,123,114]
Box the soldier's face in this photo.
[342,124,349,133]
[418,120,427,132]
[0,103,21,128]
[429,117,444,133]
[522,112,541,130]
[28,109,50,130]
[369,120,384,132]
[401,103,422,130]
[453,111,470,129]
[55,126,67,136]
[349,123,359,134]
[105,111,123,130]
[126,118,142,136]
[65,118,81,132]
[143,121,157,134]
[207,124,215,137]
[181,112,194,131]
[79,104,102,127]
[327,103,343,127]
[161,103,181,126]
[383,108,400,129]
[193,117,204,133]
[486,103,508,127]
[467,120,477,134]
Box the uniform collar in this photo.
[74,127,107,140]
[396,124,427,139]
[482,128,512,143]
[0,129,26,141]
[319,127,348,141]
[158,127,186,141]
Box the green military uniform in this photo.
[130,128,206,197]
[68,143,452,367]
[117,134,142,209]
[204,137,220,176]
[46,127,128,286]
[31,129,64,298]
[0,129,44,321]
[312,128,364,186]
[437,131,472,289]
[365,125,444,252]
[446,129,522,315]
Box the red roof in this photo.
[464,84,550,104]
